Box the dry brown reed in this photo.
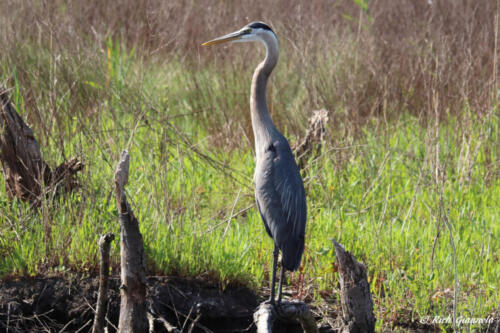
[0,0,498,131]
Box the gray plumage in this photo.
[255,134,306,271]
[203,21,307,304]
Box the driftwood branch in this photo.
[253,301,318,333]
[148,313,180,333]
[92,233,115,333]
[332,240,375,333]
[0,85,83,205]
[114,150,149,332]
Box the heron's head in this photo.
[202,21,276,47]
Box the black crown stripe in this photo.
[248,22,274,33]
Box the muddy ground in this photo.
[2,275,490,332]
[0,275,336,332]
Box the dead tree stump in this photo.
[0,85,83,205]
[253,301,318,333]
[92,233,115,333]
[332,240,375,333]
[294,109,329,169]
[114,150,149,332]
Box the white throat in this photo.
[249,29,280,157]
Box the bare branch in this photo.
[92,233,115,333]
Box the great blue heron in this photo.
[203,22,306,304]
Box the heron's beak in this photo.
[202,30,247,46]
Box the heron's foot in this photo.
[263,297,275,305]
[277,289,284,305]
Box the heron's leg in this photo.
[268,243,279,304]
[277,264,285,304]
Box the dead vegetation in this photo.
[0,86,83,205]
[1,0,498,141]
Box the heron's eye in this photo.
[243,29,252,35]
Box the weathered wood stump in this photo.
[294,109,329,169]
[332,240,375,333]
[114,150,149,332]
[0,85,83,205]
[253,301,318,333]
[92,233,115,333]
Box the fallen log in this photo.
[332,240,375,333]
[253,301,318,333]
[114,150,149,332]
[92,233,115,333]
[0,85,83,205]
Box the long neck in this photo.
[250,34,279,156]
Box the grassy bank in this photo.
[1,0,499,330]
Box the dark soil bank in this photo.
[0,275,320,332]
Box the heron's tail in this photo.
[280,236,304,271]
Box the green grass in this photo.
[0,38,498,331]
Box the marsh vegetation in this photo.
[0,0,498,331]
